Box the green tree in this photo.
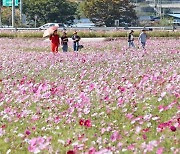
[0,0,2,27]
[82,0,137,27]
[23,0,77,27]
[1,7,20,26]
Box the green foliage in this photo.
[159,18,174,26]
[1,7,20,26]
[82,0,138,27]
[23,0,77,27]
[1,30,180,38]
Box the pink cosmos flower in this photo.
[142,128,150,133]
[0,92,4,101]
[156,147,164,154]
[65,139,72,146]
[89,83,95,91]
[158,105,164,112]
[117,142,123,149]
[79,92,90,104]
[28,136,51,153]
[142,132,148,139]
[106,108,111,114]
[158,121,172,132]
[1,125,6,129]
[178,117,180,124]
[0,128,5,136]
[104,95,109,101]
[54,116,60,124]
[101,128,106,134]
[88,147,96,154]
[117,86,125,92]
[126,113,134,119]
[128,144,135,151]
[110,131,121,142]
[146,144,154,152]
[32,87,38,93]
[50,87,58,95]
[32,126,36,131]
[4,107,11,113]
[78,134,85,141]
[95,149,112,154]
[31,115,39,121]
[117,98,124,107]
[135,126,142,134]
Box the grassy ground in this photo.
[0,38,179,153]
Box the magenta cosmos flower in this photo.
[84,119,92,128]
[170,126,176,132]
[79,119,85,126]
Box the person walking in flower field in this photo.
[49,30,60,53]
[61,32,68,52]
[72,31,81,52]
[128,30,135,48]
[139,29,148,49]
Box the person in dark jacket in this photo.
[72,31,81,52]
[128,30,135,48]
[61,32,68,52]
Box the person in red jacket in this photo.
[49,30,60,53]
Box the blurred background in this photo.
[0,0,180,28]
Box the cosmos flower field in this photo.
[0,38,179,154]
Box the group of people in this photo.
[128,29,148,49]
[49,28,148,53]
[49,30,81,53]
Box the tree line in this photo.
[0,0,137,27]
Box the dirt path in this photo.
[44,37,106,42]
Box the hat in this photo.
[131,30,134,33]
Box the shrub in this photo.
[0,30,180,38]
